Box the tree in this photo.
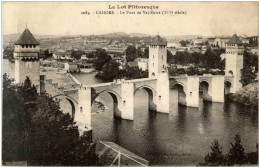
[240,51,258,86]
[99,60,120,81]
[180,40,190,47]
[203,48,221,68]
[200,140,225,166]
[227,134,245,165]
[118,65,148,80]
[71,50,85,60]
[125,45,142,62]
[167,50,174,64]
[143,47,149,58]
[93,49,111,71]
[2,74,99,165]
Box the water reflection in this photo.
[91,89,258,165]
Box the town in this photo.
[3,32,258,80]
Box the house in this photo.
[167,48,177,56]
[128,61,138,68]
[167,41,181,48]
[64,62,80,73]
[81,55,87,60]
[134,58,149,71]
[214,37,230,48]
[248,47,258,55]
[53,51,72,60]
[240,37,250,44]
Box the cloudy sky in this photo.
[3,2,258,37]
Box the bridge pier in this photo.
[156,73,170,113]
[211,75,225,102]
[76,86,92,136]
[185,77,199,107]
[120,81,134,120]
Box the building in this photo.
[53,51,72,60]
[208,37,216,45]
[149,35,167,78]
[64,62,80,73]
[240,37,250,44]
[225,34,244,91]
[214,37,230,48]
[167,41,181,48]
[134,58,149,71]
[14,27,40,87]
[248,47,258,55]
[81,55,87,60]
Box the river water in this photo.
[3,59,258,166]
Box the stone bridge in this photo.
[41,71,235,135]
[40,72,170,135]
[169,74,234,107]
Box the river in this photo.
[3,59,258,165]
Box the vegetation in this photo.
[180,40,190,47]
[118,65,148,80]
[93,49,111,71]
[226,82,258,107]
[2,74,99,165]
[168,48,225,69]
[96,60,148,82]
[168,66,225,76]
[125,45,144,62]
[96,60,120,81]
[198,134,258,166]
[240,51,258,86]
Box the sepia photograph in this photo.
[2,1,259,166]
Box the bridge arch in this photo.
[224,80,232,94]
[52,94,78,119]
[199,80,211,101]
[170,82,187,105]
[91,88,122,118]
[134,85,157,111]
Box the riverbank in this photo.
[226,82,258,107]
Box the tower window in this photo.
[26,45,28,48]
[22,45,24,48]
[33,45,36,48]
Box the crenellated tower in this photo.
[14,28,40,88]
[149,35,169,113]
[149,35,168,78]
[225,34,244,92]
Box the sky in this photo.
[2,2,259,37]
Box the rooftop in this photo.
[226,34,243,44]
[15,28,39,45]
[150,35,167,45]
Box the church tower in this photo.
[14,27,40,88]
[149,35,168,78]
[225,34,244,92]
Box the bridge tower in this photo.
[225,34,244,92]
[149,35,168,78]
[149,35,169,113]
[14,27,40,88]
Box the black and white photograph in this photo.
[2,1,259,166]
